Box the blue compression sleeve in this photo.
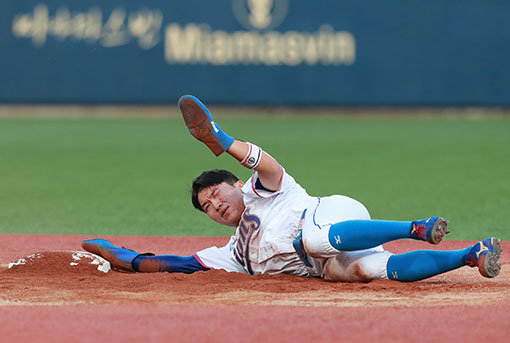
[132,254,209,274]
[386,247,472,282]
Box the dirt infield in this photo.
[0,234,509,342]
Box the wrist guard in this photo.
[240,142,262,169]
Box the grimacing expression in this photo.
[197,181,246,227]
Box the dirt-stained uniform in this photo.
[195,169,391,280]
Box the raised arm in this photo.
[179,95,282,190]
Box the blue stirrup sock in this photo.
[328,220,414,251]
[386,247,472,282]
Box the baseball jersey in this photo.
[195,168,323,276]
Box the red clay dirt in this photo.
[0,234,509,342]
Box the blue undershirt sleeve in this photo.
[132,254,210,274]
[255,178,276,192]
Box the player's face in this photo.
[198,181,246,227]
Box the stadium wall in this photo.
[1,1,509,106]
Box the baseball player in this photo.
[83,95,502,282]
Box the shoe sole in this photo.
[478,237,503,278]
[178,96,224,156]
[428,217,450,244]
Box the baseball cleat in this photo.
[410,216,449,244]
[463,237,502,278]
[82,238,148,272]
[178,95,234,156]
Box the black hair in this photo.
[191,169,240,212]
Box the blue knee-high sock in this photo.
[386,247,472,282]
[328,220,413,251]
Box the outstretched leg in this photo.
[301,196,449,258]
[322,238,502,283]
[327,216,449,251]
[387,237,503,281]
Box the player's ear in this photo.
[234,180,245,189]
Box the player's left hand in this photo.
[178,95,234,156]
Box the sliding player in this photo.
[83,95,502,282]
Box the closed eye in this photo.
[202,186,218,212]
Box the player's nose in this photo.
[211,199,222,210]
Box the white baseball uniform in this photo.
[195,169,391,280]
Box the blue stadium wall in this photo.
[1,1,509,106]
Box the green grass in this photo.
[1,113,509,240]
